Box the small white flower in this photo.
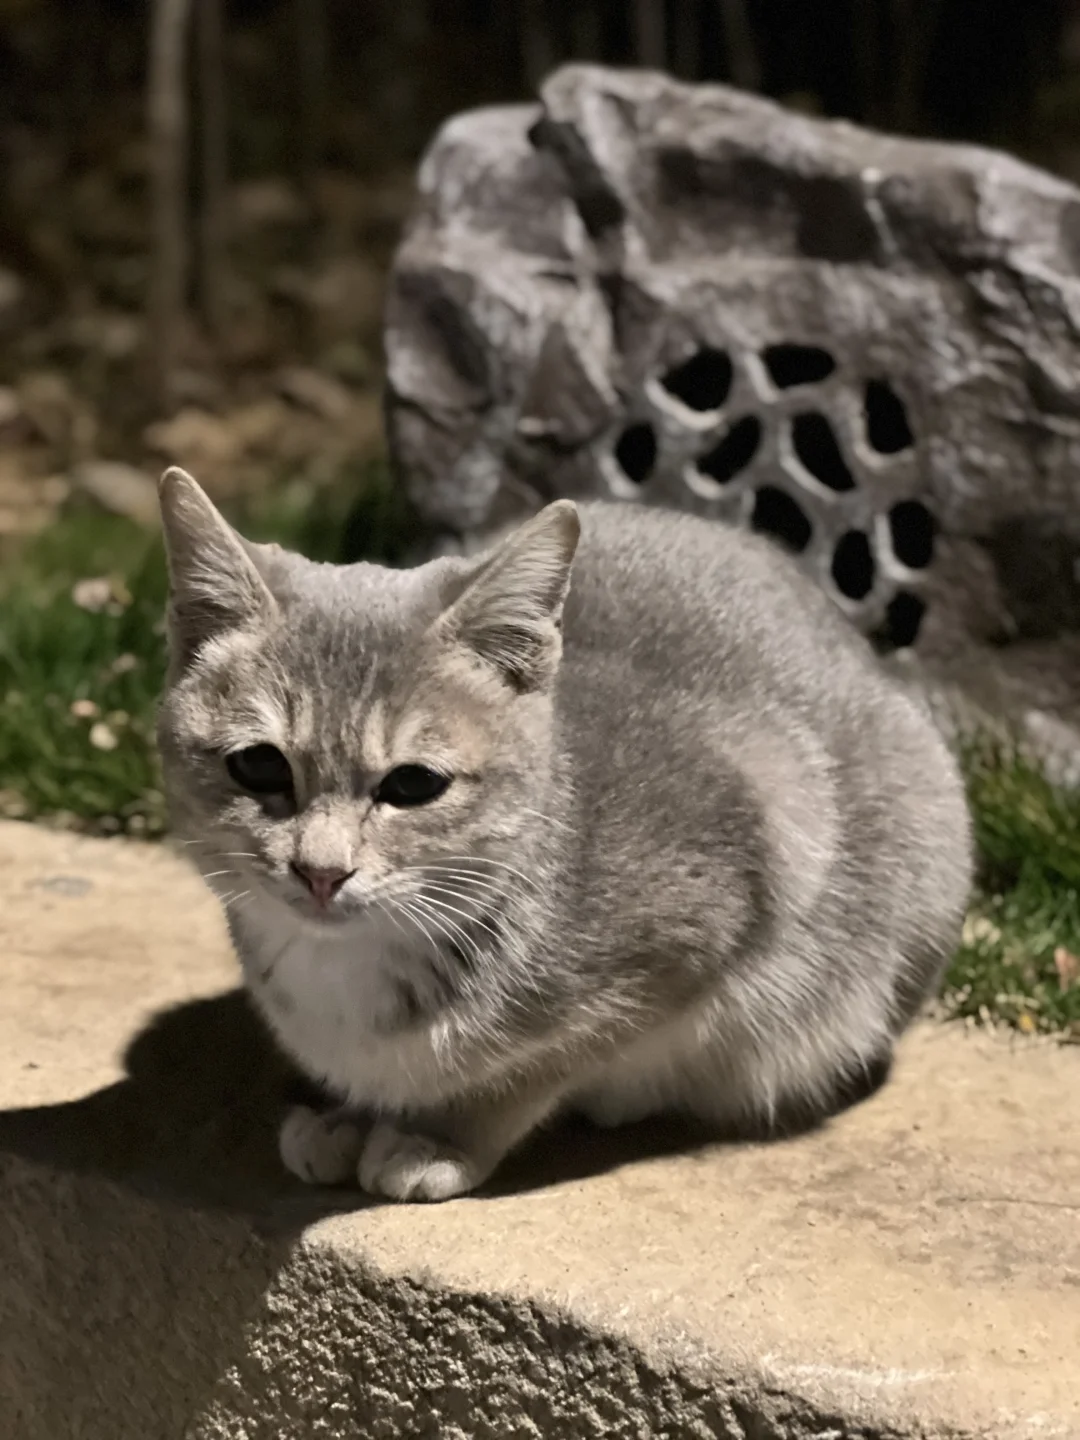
[72,578,113,613]
[89,722,118,751]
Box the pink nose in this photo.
[290,863,354,906]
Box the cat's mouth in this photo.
[279,882,375,930]
[286,891,355,925]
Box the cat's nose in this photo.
[290,863,355,906]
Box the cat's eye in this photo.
[226,743,294,796]
[374,764,451,808]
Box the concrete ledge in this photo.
[1,821,1077,1439]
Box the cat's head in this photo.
[156,468,579,931]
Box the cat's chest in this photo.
[233,904,448,1107]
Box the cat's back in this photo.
[556,500,969,990]
[563,500,879,704]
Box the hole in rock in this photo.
[661,348,733,412]
[888,500,935,569]
[865,380,914,454]
[881,591,926,649]
[831,530,875,600]
[751,486,813,553]
[614,422,658,483]
[791,412,856,492]
[697,416,762,484]
[762,344,837,389]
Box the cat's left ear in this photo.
[437,501,580,692]
[158,467,278,666]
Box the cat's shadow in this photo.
[0,988,754,1221]
[0,993,775,1435]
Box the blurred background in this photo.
[2,0,1080,553]
[0,0,1078,1033]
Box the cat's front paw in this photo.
[358,1121,484,1202]
[279,1104,365,1185]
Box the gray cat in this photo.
[157,466,971,1202]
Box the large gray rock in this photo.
[386,65,1080,671]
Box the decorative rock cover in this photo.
[386,64,1080,662]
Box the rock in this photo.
[1,821,1078,1439]
[386,64,1080,674]
[71,461,160,528]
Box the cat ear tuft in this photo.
[158,467,276,665]
[440,501,580,691]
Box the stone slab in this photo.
[1,820,1077,1438]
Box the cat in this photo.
[157,465,972,1202]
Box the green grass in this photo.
[0,512,169,834]
[942,737,1080,1039]
[0,458,421,836]
[2,477,1078,1036]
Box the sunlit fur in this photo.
[157,467,972,1201]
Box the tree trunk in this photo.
[632,0,666,70]
[672,0,701,80]
[295,0,327,209]
[888,0,944,134]
[148,0,194,412]
[852,0,882,126]
[520,0,556,88]
[63,0,102,175]
[715,0,761,91]
[570,0,603,63]
[196,0,228,338]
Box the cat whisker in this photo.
[398,875,509,911]
[404,865,515,898]
[422,856,544,893]
[414,886,503,943]
[404,896,488,973]
[217,888,252,915]
[370,895,414,947]
[391,899,442,958]
[406,863,506,885]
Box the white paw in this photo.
[279,1104,365,1185]
[358,1122,482,1202]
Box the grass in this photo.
[943,737,1080,1039]
[0,512,169,834]
[1,475,1078,1037]
[0,458,421,836]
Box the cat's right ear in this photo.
[158,467,277,666]
[436,500,580,692]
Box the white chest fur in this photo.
[233,899,456,1111]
